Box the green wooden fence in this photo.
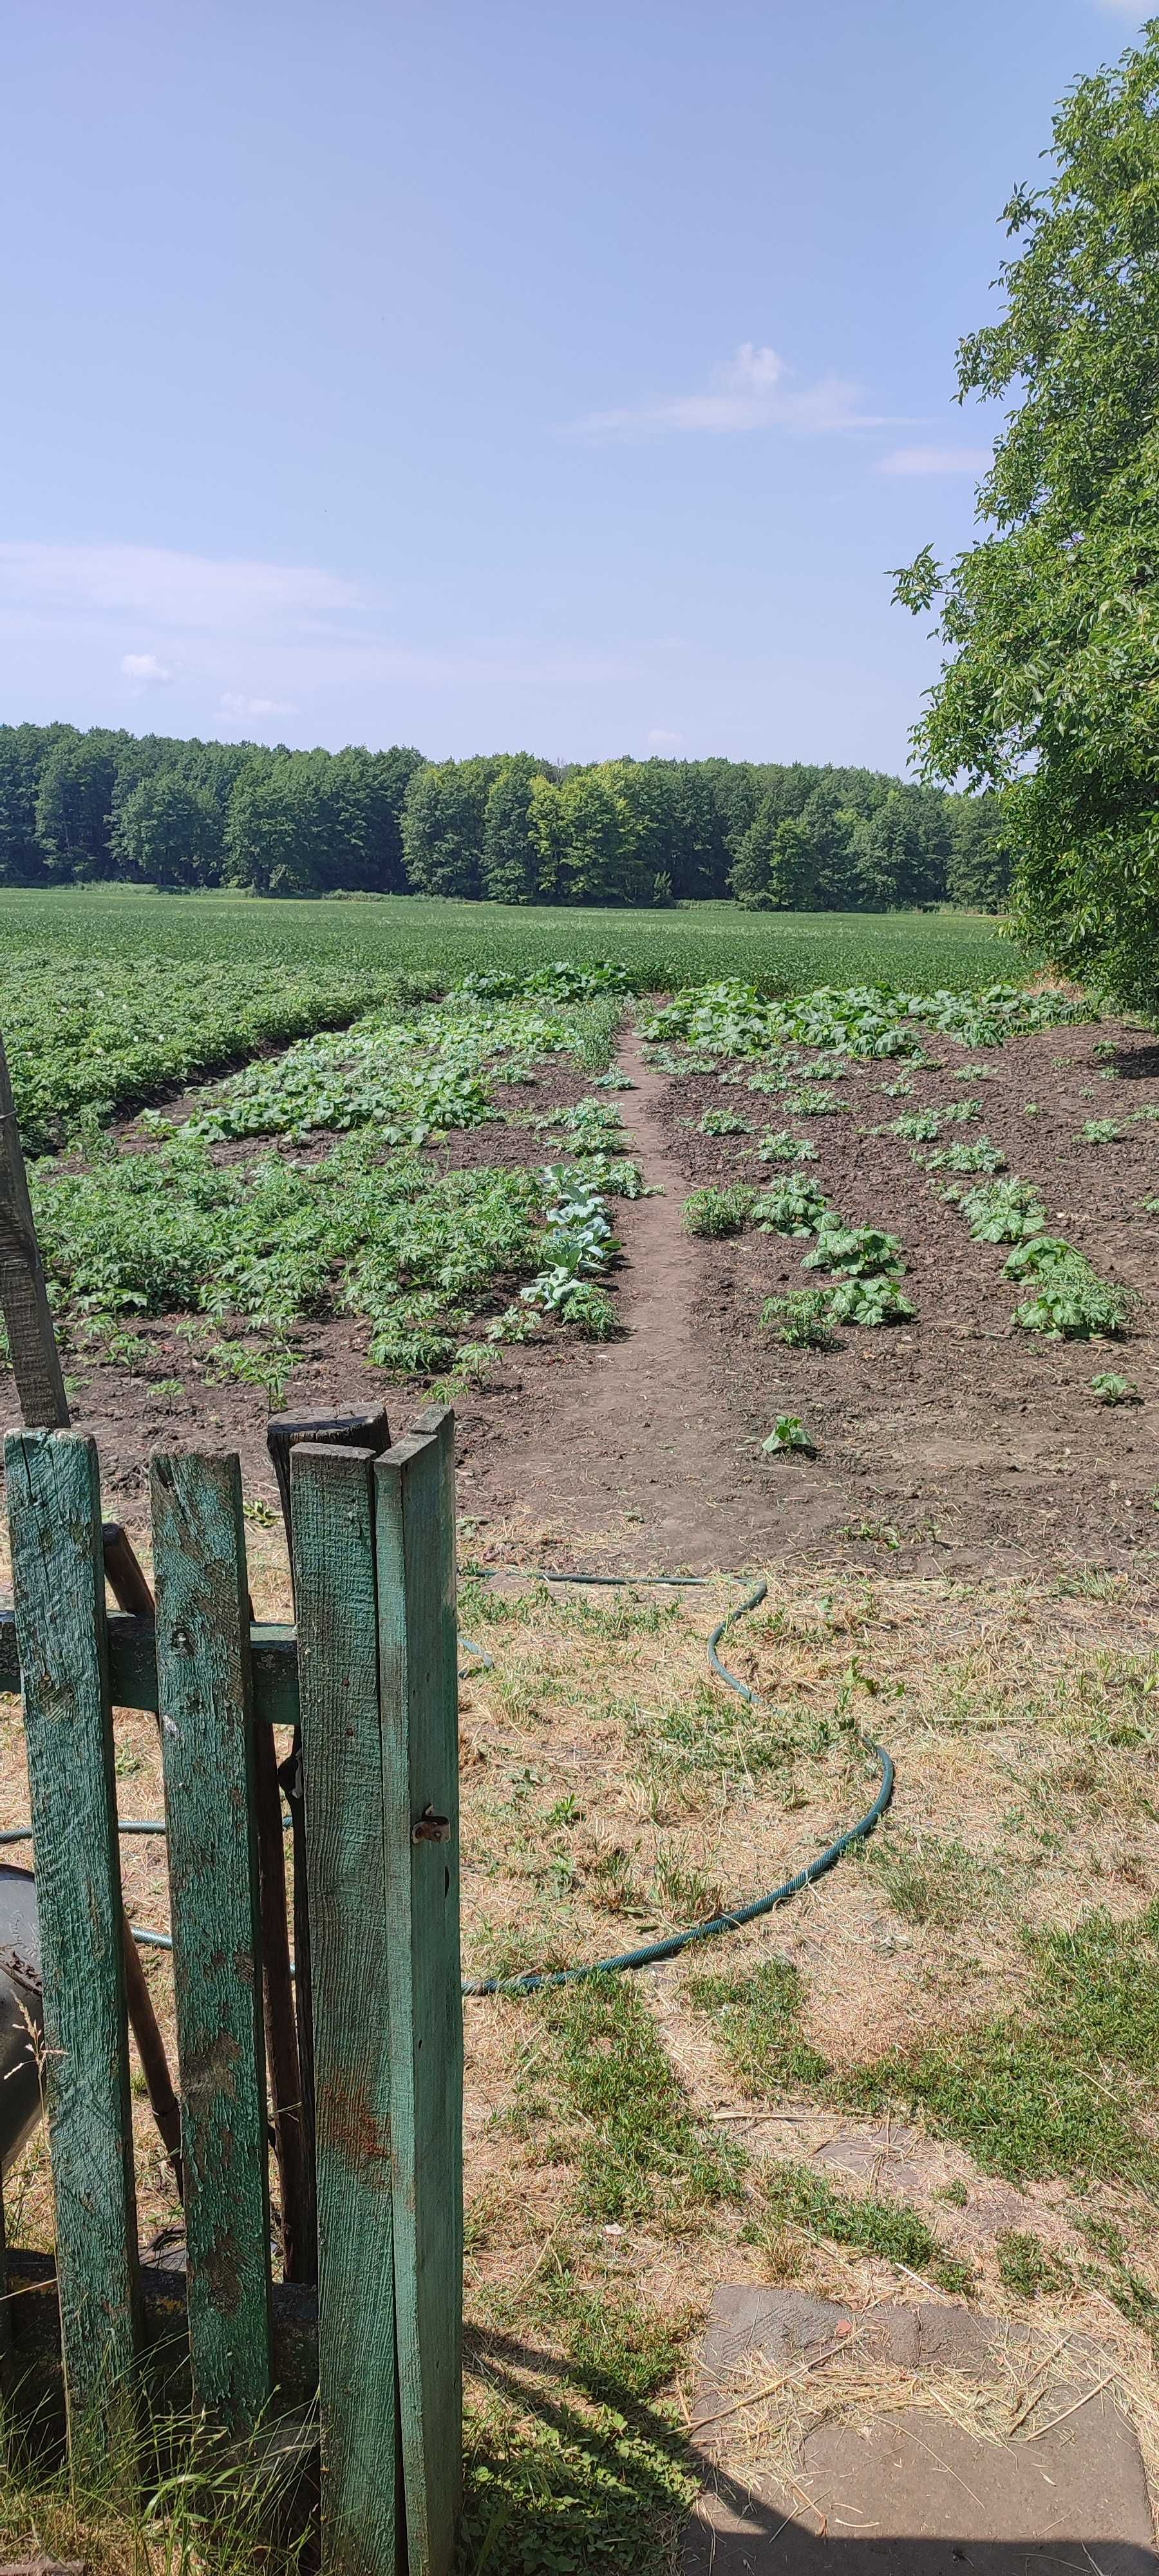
[1,1406,463,2576]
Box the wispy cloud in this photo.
[0,541,357,636]
[646,726,683,752]
[120,650,172,683]
[876,444,991,478]
[574,341,901,439]
[219,690,296,721]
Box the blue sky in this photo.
[0,0,1146,770]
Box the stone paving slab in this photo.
[683,2286,1157,2575]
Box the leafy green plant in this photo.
[760,1290,836,1350]
[1077,1118,1124,1144]
[804,1221,904,1279]
[751,1177,828,1236]
[889,1111,941,1141]
[1004,1237,1138,1339]
[828,1275,915,1326]
[762,1414,816,1457]
[996,2230,1071,2298]
[918,1136,1007,1174]
[697,1106,753,1136]
[758,1128,819,1164]
[956,1177,1046,1244]
[1090,1372,1140,1405]
[784,1085,849,1117]
[682,1184,754,1236]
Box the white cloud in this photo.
[219,690,296,720]
[120,650,172,683]
[574,341,900,438]
[876,445,992,477]
[0,541,357,636]
[646,726,683,752]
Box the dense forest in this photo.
[0,723,1008,910]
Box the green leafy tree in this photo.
[34,730,127,878]
[482,754,550,902]
[731,802,816,908]
[0,723,73,882]
[894,23,1159,1010]
[947,792,1009,910]
[112,772,223,887]
[400,758,497,897]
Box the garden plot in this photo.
[641,985,1159,1571]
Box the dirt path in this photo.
[459,1028,837,1569]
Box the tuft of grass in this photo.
[996,2230,1071,2299]
[686,1958,829,2096]
[752,2160,974,2297]
[870,1832,995,1931]
[682,1184,754,1236]
[538,1973,744,2228]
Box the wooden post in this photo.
[266,1405,390,2291]
[151,1452,272,2427]
[375,1407,462,2576]
[5,1430,140,2435]
[293,1441,399,2576]
[0,1036,70,1430]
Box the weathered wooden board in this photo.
[0,1036,70,1430]
[375,1407,462,2576]
[0,1612,298,1724]
[4,1430,139,2429]
[293,1441,398,2576]
[151,1451,272,2425]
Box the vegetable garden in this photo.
[1,896,1157,2573]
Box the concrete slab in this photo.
[683,2287,1157,2575]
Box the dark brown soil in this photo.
[3,1018,1157,1580]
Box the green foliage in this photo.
[755,2161,974,2295]
[956,1177,1046,1243]
[751,1177,829,1236]
[697,1106,754,1136]
[871,1833,995,1930]
[918,1135,1007,1175]
[1090,1370,1140,1404]
[1004,1236,1138,1338]
[894,28,1159,1014]
[827,1274,915,1326]
[759,1289,836,1349]
[686,1958,829,2094]
[645,978,1088,1059]
[803,1222,905,1279]
[758,1128,819,1164]
[538,1975,744,2227]
[889,1110,941,1141]
[996,2230,1070,2299]
[682,1185,755,1236]
[1077,1118,1126,1144]
[762,1414,816,1457]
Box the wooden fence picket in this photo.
[293,1440,399,2576]
[5,1428,139,2432]
[375,1407,462,2576]
[151,1450,272,2425]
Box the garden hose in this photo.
[0,1576,894,1975]
[461,1574,893,1996]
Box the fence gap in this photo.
[5,1428,140,2433]
[151,1450,272,2425]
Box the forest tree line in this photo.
[0,723,1008,910]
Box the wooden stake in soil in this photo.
[266,1405,391,2290]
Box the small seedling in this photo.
[889,1111,940,1142]
[697,1107,753,1136]
[1090,1372,1140,1405]
[762,1414,816,1457]
[1076,1119,1124,1144]
[1023,1102,1040,1117]
[759,1128,819,1165]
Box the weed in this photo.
[996,2230,1070,2298]
[871,1832,994,1930]
[752,2161,974,2295]
[538,1974,744,2227]
[682,1184,754,1236]
[687,1958,829,2094]
[760,1290,836,1350]
[762,1415,816,1458]
[840,1517,901,1548]
[1091,1372,1141,1405]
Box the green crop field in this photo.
[0,885,1015,995]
